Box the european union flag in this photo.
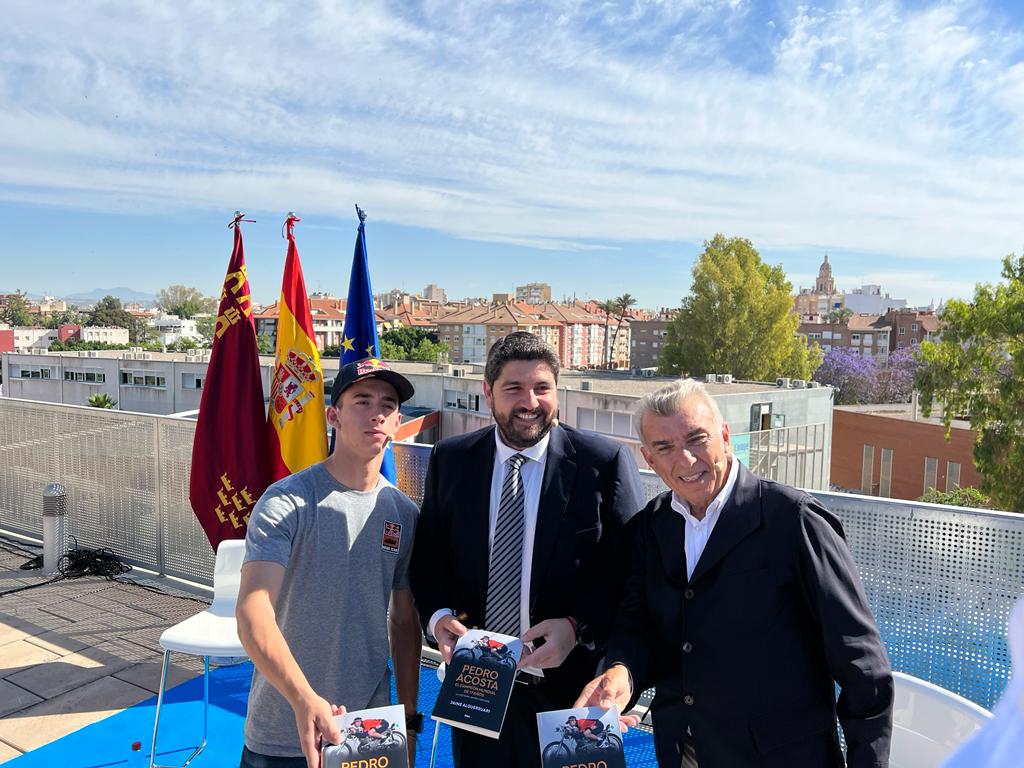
[338,205,396,482]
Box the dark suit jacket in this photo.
[606,462,893,768]
[410,423,644,703]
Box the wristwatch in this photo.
[406,712,424,734]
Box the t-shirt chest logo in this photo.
[381,520,402,553]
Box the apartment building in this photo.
[630,312,675,370]
[799,314,892,362]
[254,296,348,351]
[515,282,552,304]
[438,304,561,364]
[885,308,941,352]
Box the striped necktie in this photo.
[485,453,526,636]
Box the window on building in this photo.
[63,369,106,384]
[923,457,938,494]
[861,444,874,494]
[863,334,873,345]
[19,366,55,380]
[946,462,961,491]
[182,373,205,389]
[879,448,893,498]
[911,337,919,346]
[899,326,906,336]
[851,334,861,344]
[121,370,167,388]
[911,323,918,332]
[897,341,904,349]
[576,407,595,430]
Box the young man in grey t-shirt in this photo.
[237,358,423,768]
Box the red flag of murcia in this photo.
[189,214,272,549]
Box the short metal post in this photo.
[42,483,68,576]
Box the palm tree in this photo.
[608,293,637,369]
[598,299,617,368]
[86,393,117,409]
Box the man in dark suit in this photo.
[410,332,643,767]
[576,378,893,767]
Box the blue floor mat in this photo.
[1,661,658,767]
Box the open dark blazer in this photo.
[410,423,644,703]
[606,462,893,768]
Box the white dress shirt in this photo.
[670,455,740,581]
[427,426,551,639]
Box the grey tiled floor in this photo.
[0,543,209,759]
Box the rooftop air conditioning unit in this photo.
[705,373,717,383]
[78,351,88,357]
[791,379,807,389]
[718,374,733,384]
[31,348,43,355]
[141,353,153,361]
[776,377,790,388]
[452,367,464,378]
[580,381,592,391]
[808,381,821,388]
[87,350,99,358]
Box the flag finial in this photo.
[229,211,254,228]
[355,204,367,223]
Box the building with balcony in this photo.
[515,282,552,304]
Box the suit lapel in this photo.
[688,462,762,584]
[463,428,497,618]
[530,425,576,608]
[651,496,688,589]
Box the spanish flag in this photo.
[189,213,271,549]
[267,214,327,480]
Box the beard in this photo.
[493,406,555,449]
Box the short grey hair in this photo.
[634,379,723,443]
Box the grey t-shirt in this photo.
[242,463,418,757]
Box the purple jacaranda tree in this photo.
[812,347,878,404]
[875,347,920,403]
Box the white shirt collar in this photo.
[670,455,740,525]
[494,424,551,466]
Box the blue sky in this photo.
[2,0,1023,309]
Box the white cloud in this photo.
[0,0,1022,270]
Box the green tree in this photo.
[659,235,821,380]
[408,338,450,362]
[88,295,132,327]
[826,307,854,324]
[597,299,617,368]
[608,293,637,368]
[157,285,216,319]
[0,290,33,326]
[86,393,117,409]
[257,334,275,355]
[43,307,83,329]
[916,253,1024,512]
[195,316,216,346]
[380,339,406,360]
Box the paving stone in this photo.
[114,659,199,694]
[0,638,61,673]
[3,645,132,699]
[0,738,22,761]
[23,628,91,656]
[0,675,152,751]
[0,678,43,718]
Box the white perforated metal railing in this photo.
[1,397,1021,709]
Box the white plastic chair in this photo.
[890,670,992,768]
[149,539,248,768]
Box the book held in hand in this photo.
[431,628,524,739]
[536,706,627,768]
[321,704,409,768]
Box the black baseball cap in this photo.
[330,357,415,406]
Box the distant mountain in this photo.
[62,287,157,305]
